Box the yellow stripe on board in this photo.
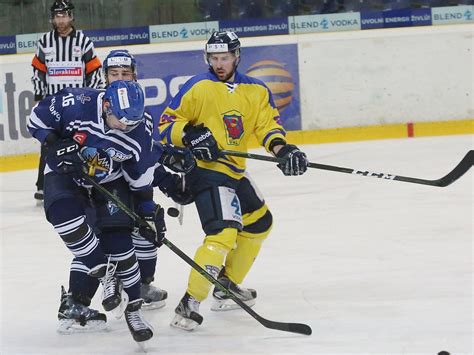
[412,119,474,137]
[247,119,473,148]
[0,153,39,172]
[1,119,472,173]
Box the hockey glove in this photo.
[137,201,166,247]
[182,124,220,161]
[154,169,194,205]
[158,144,196,173]
[275,144,309,176]
[47,138,84,175]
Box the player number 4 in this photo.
[231,196,241,216]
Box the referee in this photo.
[31,0,105,203]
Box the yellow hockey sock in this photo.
[225,206,272,284]
[224,231,268,284]
[187,228,238,301]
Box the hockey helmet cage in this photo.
[104,80,145,132]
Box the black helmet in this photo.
[205,31,241,55]
[50,0,74,18]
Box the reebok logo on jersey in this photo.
[190,130,212,147]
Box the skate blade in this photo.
[142,299,166,310]
[110,291,129,319]
[57,319,107,334]
[170,314,199,331]
[136,339,152,353]
[210,298,256,311]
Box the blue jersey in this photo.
[28,87,155,191]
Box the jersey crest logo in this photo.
[222,110,244,146]
[73,132,87,145]
[79,147,111,180]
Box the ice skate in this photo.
[57,286,107,334]
[88,262,128,318]
[125,299,153,345]
[211,275,257,311]
[170,292,203,331]
[141,282,167,310]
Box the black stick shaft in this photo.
[81,174,312,336]
[221,149,473,187]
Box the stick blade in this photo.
[436,150,474,187]
[287,323,312,335]
[262,319,312,335]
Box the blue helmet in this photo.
[103,49,137,76]
[104,80,145,132]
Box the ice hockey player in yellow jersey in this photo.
[158,31,309,331]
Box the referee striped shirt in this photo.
[31,28,104,101]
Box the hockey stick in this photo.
[221,150,474,187]
[81,174,312,336]
[177,173,185,225]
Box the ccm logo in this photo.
[56,143,78,156]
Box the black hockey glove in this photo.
[137,201,166,247]
[275,144,308,176]
[182,124,220,161]
[155,169,194,205]
[158,144,196,173]
[47,138,84,175]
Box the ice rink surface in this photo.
[1,135,472,354]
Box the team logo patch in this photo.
[79,147,112,180]
[106,147,132,162]
[222,110,244,145]
[76,93,91,104]
[73,132,87,145]
[107,200,119,215]
[159,114,176,124]
[72,46,82,57]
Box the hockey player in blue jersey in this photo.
[103,50,193,310]
[51,50,171,326]
[28,80,160,343]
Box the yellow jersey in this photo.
[158,70,286,179]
